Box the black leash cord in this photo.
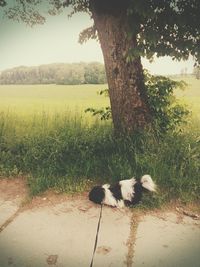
[90,204,103,267]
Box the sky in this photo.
[0,4,195,75]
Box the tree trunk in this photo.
[89,2,151,135]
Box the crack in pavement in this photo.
[125,211,141,267]
[0,208,22,233]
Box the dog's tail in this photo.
[140,174,157,192]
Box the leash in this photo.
[90,204,103,267]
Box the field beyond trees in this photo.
[0,76,199,206]
[0,83,109,115]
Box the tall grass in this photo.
[0,79,199,205]
[0,111,199,205]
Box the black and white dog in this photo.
[89,175,156,208]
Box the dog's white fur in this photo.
[119,178,136,201]
[102,184,126,208]
[141,174,157,192]
[101,175,156,207]
[102,184,118,207]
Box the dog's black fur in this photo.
[89,186,105,204]
[89,178,151,207]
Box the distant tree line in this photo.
[0,62,107,85]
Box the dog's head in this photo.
[89,186,105,205]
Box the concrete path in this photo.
[0,178,200,267]
[134,213,200,267]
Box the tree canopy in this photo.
[1,0,200,64]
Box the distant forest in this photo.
[0,62,107,85]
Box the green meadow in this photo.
[0,77,199,117]
[0,76,199,206]
[173,76,200,120]
[0,84,109,116]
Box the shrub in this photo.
[85,71,189,133]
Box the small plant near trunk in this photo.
[85,71,189,133]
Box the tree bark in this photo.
[89,2,151,135]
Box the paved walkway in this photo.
[0,178,200,267]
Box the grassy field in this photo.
[0,76,199,205]
[173,76,200,120]
[0,76,199,118]
[0,84,109,116]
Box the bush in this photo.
[85,71,189,133]
[145,71,189,132]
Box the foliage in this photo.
[0,62,107,85]
[84,62,106,84]
[144,71,189,132]
[0,0,6,7]
[85,106,111,121]
[127,0,200,64]
[85,72,189,133]
[2,0,199,65]
[0,112,199,204]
